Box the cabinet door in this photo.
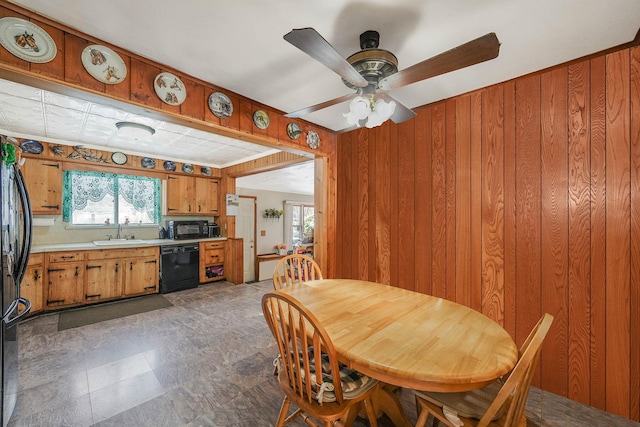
[46,262,85,308]
[166,175,195,214]
[124,257,158,296]
[194,178,219,215]
[85,260,123,302]
[21,265,43,314]
[21,159,62,214]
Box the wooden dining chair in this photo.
[414,313,554,427]
[272,254,323,290]
[262,291,380,427]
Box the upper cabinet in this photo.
[21,159,62,215]
[166,174,219,215]
[194,177,219,215]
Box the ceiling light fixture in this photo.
[115,121,155,139]
[343,94,396,129]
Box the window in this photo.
[284,201,314,249]
[62,170,161,225]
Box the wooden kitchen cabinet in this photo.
[199,241,225,283]
[85,259,123,302]
[21,159,62,215]
[166,175,219,215]
[45,252,85,309]
[88,247,159,297]
[166,174,195,214]
[21,253,44,315]
[194,178,219,215]
[124,256,159,296]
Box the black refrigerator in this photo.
[0,137,32,426]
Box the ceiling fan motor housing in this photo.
[343,48,398,90]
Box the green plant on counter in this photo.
[264,208,284,219]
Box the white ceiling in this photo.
[1,0,639,194]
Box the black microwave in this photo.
[166,220,209,240]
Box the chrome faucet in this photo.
[116,223,122,239]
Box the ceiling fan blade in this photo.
[378,32,500,91]
[284,28,368,88]
[285,93,356,118]
[376,93,417,124]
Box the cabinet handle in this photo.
[47,268,65,273]
[167,208,177,212]
[47,299,65,304]
[42,205,60,209]
[130,262,133,271]
[75,266,79,276]
[42,163,60,169]
[86,294,101,299]
[145,260,157,264]
[115,263,119,273]
[86,265,102,270]
[33,269,41,281]
[143,286,156,291]
[60,256,75,260]
[188,204,192,212]
[198,205,202,212]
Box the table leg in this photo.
[376,384,412,427]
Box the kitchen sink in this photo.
[92,239,148,246]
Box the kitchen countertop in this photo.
[31,237,227,253]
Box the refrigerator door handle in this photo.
[14,166,33,286]
[2,298,31,326]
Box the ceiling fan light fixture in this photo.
[115,121,155,139]
[344,95,396,129]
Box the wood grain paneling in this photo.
[567,61,592,405]
[630,45,640,422]
[605,49,631,418]
[589,53,607,412]
[431,103,446,298]
[414,108,432,295]
[540,67,569,397]
[336,43,640,422]
[481,85,505,324]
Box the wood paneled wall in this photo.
[336,45,640,421]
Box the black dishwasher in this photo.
[160,243,199,293]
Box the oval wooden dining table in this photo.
[276,279,518,426]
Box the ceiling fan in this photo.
[284,28,500,131]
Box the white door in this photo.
[238,196,256,282]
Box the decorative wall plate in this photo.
[81,44,127,84]
[163,160,176,171]
[201,166,212,176]
[141,157,155,169]
[208,92,233,119]
[286,123,302,140]
[182,163,194,174]
[253,109,269,129]
[306,130,320,149]
[154,72,186,106]
[0,17,57,63]
[111,151,127,165]
[19,139,43,154]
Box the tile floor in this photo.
[9,280,640,427]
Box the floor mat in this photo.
[58,294,173,331]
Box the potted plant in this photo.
[264,208,284,219]
[274,243,287,255]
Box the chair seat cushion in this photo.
[415,378,505,420]
[304,353,378,402]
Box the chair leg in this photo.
[363,397,379,427]
[276,396,295,427]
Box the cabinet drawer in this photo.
[48,251,85,263]
[87,246,159,260]
[201,241,225,251]
[204,249,224,264]
[28,253,43,266]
